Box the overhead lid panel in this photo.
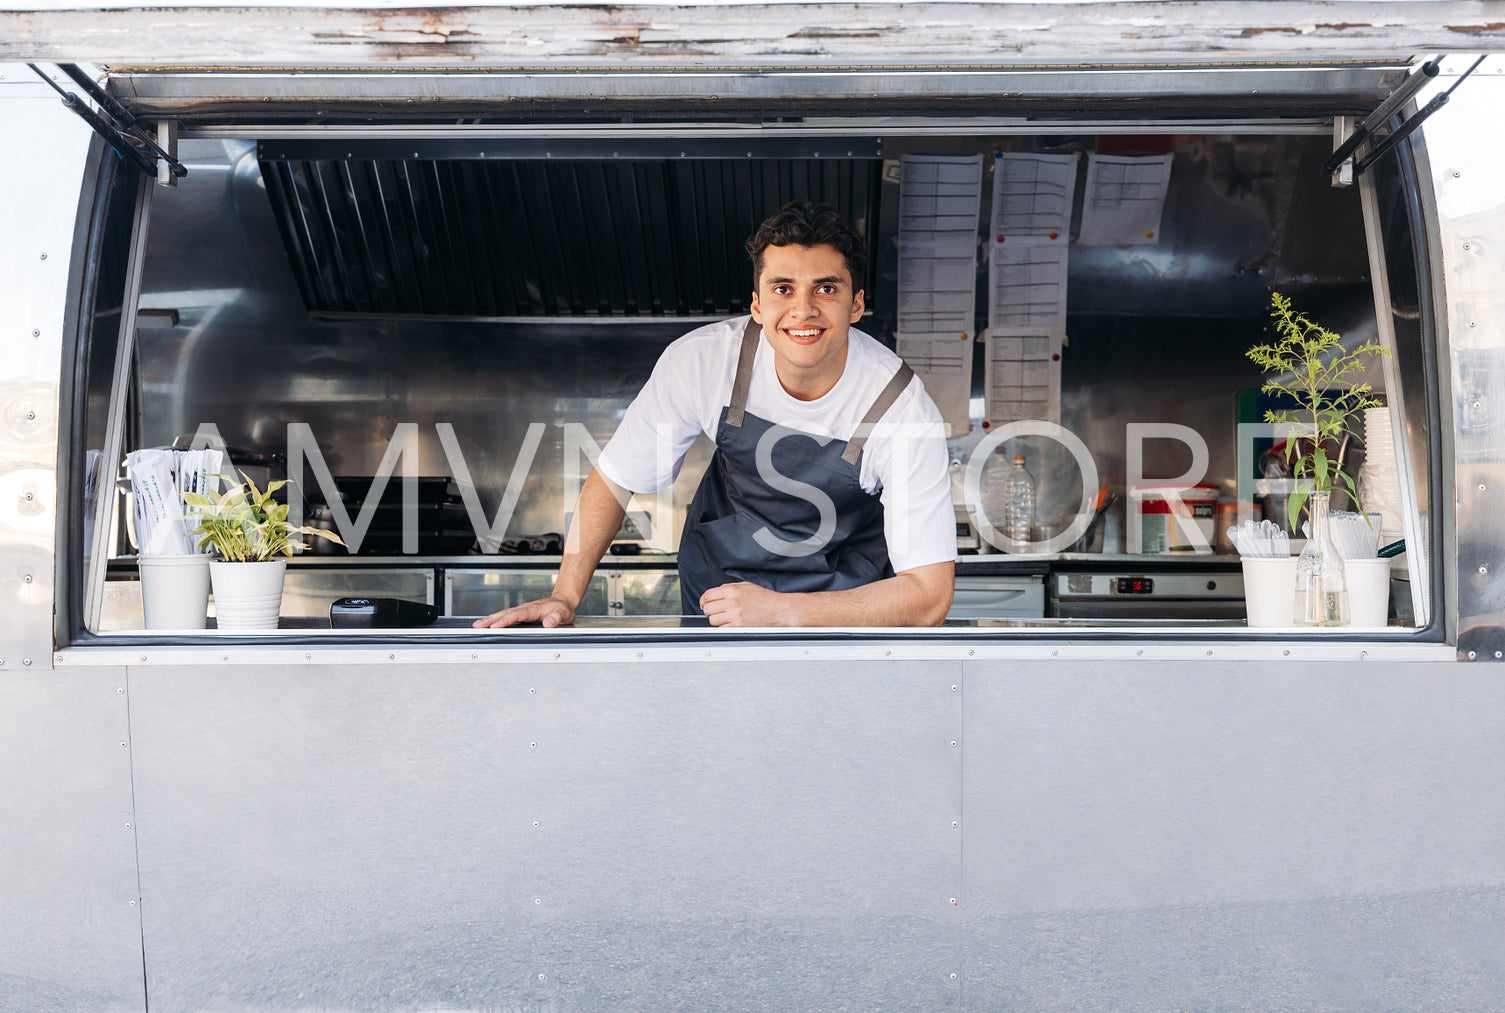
[7,2,1505,70]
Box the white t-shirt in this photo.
[596,316,957,573]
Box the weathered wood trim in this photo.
[2,2,1505,69]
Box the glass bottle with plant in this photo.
[1246,292,1390,626]
[185,472,345,560]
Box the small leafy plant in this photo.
[184,472,345,562]
[1246,292,1390,528]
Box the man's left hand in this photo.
[699,582,797,627]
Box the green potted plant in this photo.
[185,473,344,630]
[1246,292,1390,626]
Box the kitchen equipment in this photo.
[329,596,439,628]
[947,575,1045,619]
[1050,565,1245,619]
[955,504,982,553]
[1130,483,1219,553]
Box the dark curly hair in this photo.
[745,201,867,292]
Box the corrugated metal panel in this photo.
[259,156,881,318]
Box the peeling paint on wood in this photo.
[1,2,1502,72]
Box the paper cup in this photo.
[1242,556,1297,627]
[1344,557,1392,629]
[138,554,211,630]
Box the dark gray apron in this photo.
[678,318,916,615]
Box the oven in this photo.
[1049,566,1246,620]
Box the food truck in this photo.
[3,3,1504,1007]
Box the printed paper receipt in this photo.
[990,152,1078,238]
[1079,153,1173,246]
[897,154,983,335]
[897,333,971,433]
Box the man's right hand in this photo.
[473,597,577,629]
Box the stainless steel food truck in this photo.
[4,3,1505,1008]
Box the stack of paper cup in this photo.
[138,554,211,630]
[1357,407,1404,546]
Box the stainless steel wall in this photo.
[131,132,1377,550]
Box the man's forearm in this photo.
[700,561,955,627]
[553,470,629,608]
[792,563,954,626]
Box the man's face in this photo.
[749,243,865,396]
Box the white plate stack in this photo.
[1357,407,1405,555]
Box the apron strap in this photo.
[841,362,916,465]
[725,317,761,428]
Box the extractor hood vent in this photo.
[258,155,880,319]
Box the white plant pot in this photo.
[209,559,287,631]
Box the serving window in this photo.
[61,111,1443,643]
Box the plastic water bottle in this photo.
[1002,454,1035,548]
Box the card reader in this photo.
[329,597,439,629]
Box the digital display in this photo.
[1115,577,1153,595]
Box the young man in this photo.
[476,201,955,628]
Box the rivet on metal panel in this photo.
[57,656,64,664]
[1471,321,1478,327]
[534,897,542,904]
[538,973,547,981]
[1454,170,1462,177]
[129,900,135,907]
[0,659,6,666]
[32,329,39,337]
[472,654,478,660]
[949,897,958,906]
[884,649,891,656]
[1464,243,1472,250]
[22,659,31,666]
[1283,650,1290,656]
[950,684,958,692]
[121,741,127,747]
[530,741,537,747]
[125,822,131,829]
[1481,565,1489,574]
[949,972,958,980]
[24,492,33,500]
[553,652,560,660]
[23,574,32,583]
[1206,649,1213,657]
[532,820,540,827]
[636,652,643,659]
[117,687,123,694]
[967,649,974,656]
[950,740,958,748]
[26,411,35,420]
[388,653,396,660]
[1469,651,1478,660]
[1482,484,1488,492]
[1361,651,1368,660]
[952,820,959,828]
[39,252,46,260]
[139,655,147,662]
[221,655,228,662]
[529,687,536,694]
[1051,649,1058,656]
[1496,651,1503,660]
